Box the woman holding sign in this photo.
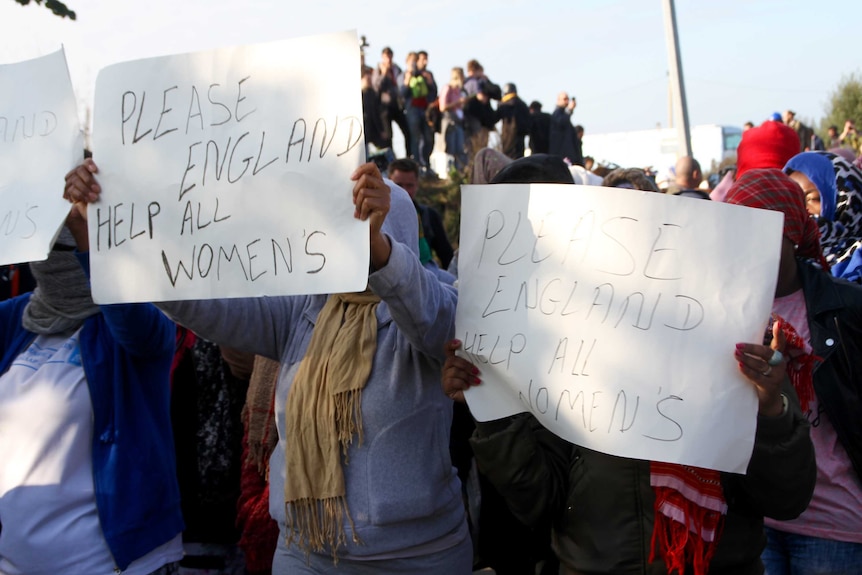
[726,169,862,575]
[441,165,818,575]
[0,184,183,573]
[443,316,815,575]
[65,159,472,574]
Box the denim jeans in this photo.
[406,105,433,168]
[763,526,862,575]
[442,115,467,170]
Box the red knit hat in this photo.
[736,121,800,179]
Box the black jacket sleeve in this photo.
[470,413,575,529]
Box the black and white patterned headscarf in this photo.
[816,152,862,279]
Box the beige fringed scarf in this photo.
[284,290,381,559]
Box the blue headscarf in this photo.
[784,151,838,220]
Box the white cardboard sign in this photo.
[90,31,367,303]
[456,184,784,473]
[0,48,83,265]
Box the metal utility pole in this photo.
[666,71,673,129]
[662,0,691,157]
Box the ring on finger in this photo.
[767,349,784,366]
[761,365,773,377]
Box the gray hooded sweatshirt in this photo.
[158,182,466,560]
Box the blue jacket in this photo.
[0,254,183,570]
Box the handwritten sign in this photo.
[90,30,367,303]
[456,184,784,473]
[0,48,83,265]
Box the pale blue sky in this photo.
[1,0,858,136]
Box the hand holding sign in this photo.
[734,318,789,418]
[350,162,392,270]
[64,158,100,211]
[442,339,481,403]
[68,158,399,273]
[63,157,102,251]
[446,334,789,417]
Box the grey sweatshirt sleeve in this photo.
[156,296,295,361]
[368,236,458,364]
[470,413,574,529]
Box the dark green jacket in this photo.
[471,395,815,575]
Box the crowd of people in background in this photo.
[359,43,862,197]
[361,45,586,179]
[3,41,862,575]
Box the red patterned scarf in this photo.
[650,463,726,575]
[648,169,826,575]
[771,314,819,413]
[724,168,829,271]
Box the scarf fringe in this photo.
[285,496,360,563]
[788,355,819,413]
[650,486,724,575]
[334,389,364,458]
[247,440,270,477]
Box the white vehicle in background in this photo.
[582,124,742,175]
